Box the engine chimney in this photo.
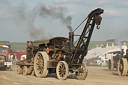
[69,32,74,52]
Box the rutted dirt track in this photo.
[0,64,128,85]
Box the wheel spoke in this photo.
[36,63,39,65]
[37,57,40,60]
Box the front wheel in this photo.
[108,59,114,70]
[118,58,127,76]
[76,62,88,80]
[56,61,69,80]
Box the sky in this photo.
[0,0,128,42]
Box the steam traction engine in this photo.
[16,8,104,80]
[108,51,123,70]
[118,49,128,76]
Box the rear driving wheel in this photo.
[34,52,49,78]
[118,58,127,76]
[76,62,88,80]
[56,61,68,80]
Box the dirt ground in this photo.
[0,64,128,85]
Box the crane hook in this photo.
[97,25,100,29]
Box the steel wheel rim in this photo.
[58,62,66,78]
[17,66,19,73]
[23,66,27,75]
[108,60,111,70]
[34,52,49,78]
[35,53,44,76]
[17,66,20,74]
[78,64,86,77]
[119,59,123,75]
[23,68,25,74]
[76,62,88,80]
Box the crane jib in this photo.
[70,8,104,65]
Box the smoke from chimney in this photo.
[1,1,73,40]
[35,4,73,32]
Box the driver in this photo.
[124,49,128,59]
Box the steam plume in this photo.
[0,1,73,40]
[35,4,73,32]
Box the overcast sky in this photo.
[0,0,128,42]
